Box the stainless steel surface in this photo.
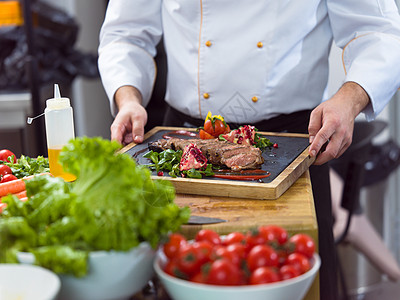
[0,92,31,129]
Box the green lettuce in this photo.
[0,137,190,277]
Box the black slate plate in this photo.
[124,129,310,183]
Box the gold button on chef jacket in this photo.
[99,0,400,124]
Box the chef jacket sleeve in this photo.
[327,0,400,120]
[98,0,162,116]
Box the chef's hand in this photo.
[111,85,148,145]
[308,81,370,165]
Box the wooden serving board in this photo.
[121,126,315,200]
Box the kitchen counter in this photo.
[132,170,319,300]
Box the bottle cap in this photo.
[46,84,71,110]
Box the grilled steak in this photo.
[149,138,264,171]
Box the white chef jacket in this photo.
[98,0,400,124]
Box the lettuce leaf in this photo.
[0,137,190,277]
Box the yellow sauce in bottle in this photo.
[48,148,76,182]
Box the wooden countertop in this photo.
[174,170,319,300]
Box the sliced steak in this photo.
[148,138,264,170]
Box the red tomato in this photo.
[190,270,209,284]
[249,267,280,285]
[246,244,279,271]
[286,253,311,274]
[258,225,288,245]
[163,233,187,260]
[224,232,246,246]
[211,245,241,267]
[207,259,242,286]
[177,243,203,276]
[226,243,247,260]
[276,247,289,266]
[0,165,13,177]
[0,174,18,183]
[246,229,268,249]
[0,149,17,163]
[164,259,187,279]
[203,119,230,138]
[279,264,301,280]
[288,233,316,259]
[192,241,213,264]
[195,229,221,245]
[199,129,215,140]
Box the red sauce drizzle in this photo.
[163,130,199,139]
[212,170,271,181]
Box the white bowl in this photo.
[154,251,320,300]
[18,242,155,300]
[0,264,61,300]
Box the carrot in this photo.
[0,172,51,198]
[19,197,28,202]
[0,178,26,197]
[15,190,27,199]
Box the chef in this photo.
[98,1,400,299]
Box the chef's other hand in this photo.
[111,85,148,145]
[308,82,370,165]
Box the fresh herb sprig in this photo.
[0,155,49,178]
[143,150,214,179]
[254,131,274,151]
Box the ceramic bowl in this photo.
[0,264,61,300]
[154,251,320,300]
[18,242,155,300]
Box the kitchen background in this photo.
[0,0,399,298]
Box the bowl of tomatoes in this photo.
[154,226,320,300]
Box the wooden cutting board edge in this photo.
[120,126,316,200]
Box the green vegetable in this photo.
[254,132,274,151]
[0,155,49,178]
[0,137,190,277]
[144,149,215,178]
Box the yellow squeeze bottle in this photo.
[45,84,76,182]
